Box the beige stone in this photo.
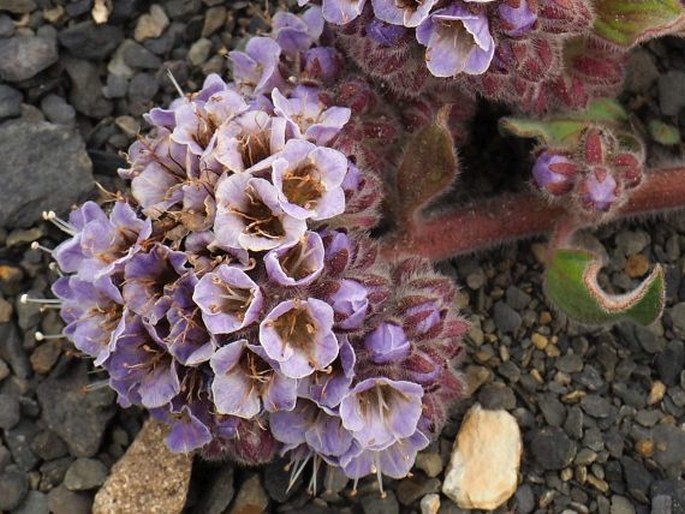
[134,4,169,42]
[442,404,521,510]
[93,418,192,514]
[420,493,440,514]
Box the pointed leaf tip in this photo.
[545,248,665,326]
[396,108,458,225]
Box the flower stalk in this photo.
[384,165,685,261]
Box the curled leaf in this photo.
[545,248,665,325]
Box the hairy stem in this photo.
[383,166,685,261]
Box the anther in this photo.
[34,331,64,341]
[20,294,61,305]
[42,210,76,235]
[48,262,63,277]
[30,241,53,254]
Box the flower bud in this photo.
[532,151,577,196]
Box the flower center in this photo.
[239,130,271,169]
[241,351,274,399]
[282,162,325,210]
[279,240,316,280]
[233,186,286,240]
[208,276,253,319]
[395,0,422,11]
[273,305,317,351]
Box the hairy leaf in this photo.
[545,248,665,325]
[396,109,457,224]
[500,99,628,148]
[594,0,685,47]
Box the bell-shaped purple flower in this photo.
[123,130,189,218]
[259,298,338,379]
[366,18,409,46]
[498,0,536,37]
[193,264,264,335]
[264,231,325,287]
[230,36,285,95]
[107,316,180,409]
[339,377,423,450]
[321,0,367,25]
[122,243,187,319]
[272,87,351,145]
[151,404,214,453]
[53,201,151,282]
[52,276,125,366]
[271,139,348,220]
[185,231,250,272]
[152,273,216,366]
[330,279,369,329]
[171,84,248,156]
[271,400,355,464]
[532,151,577,196]
[210,340,297,418]
[272,7,323,56]
[303,47,342,84]
[298,337,356,409]
[212,111,286,173]
[371,0,439,28]
[364,323,410,364]
[214,173,307,252]
[416,5,495,77]
[341,430,429,479]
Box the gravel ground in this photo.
[0,1,684,514]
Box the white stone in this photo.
[420,493,440,514]
[442,404,521,510]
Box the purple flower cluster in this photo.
[301,0,538,78]
[49,5,465,492]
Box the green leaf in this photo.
[545,248,665,325]
[396,111,457,223]
[594,0,684,47]
[500,99,628,148]
[648,120,681,146]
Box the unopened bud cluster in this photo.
[532,127,644,218]
[48,6,465,489]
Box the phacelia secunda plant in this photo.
[46,6,467,492]
[40,0,685,494]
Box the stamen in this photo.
[48,262,64,277]
[287,453,311,493]
[30,241,54,254]
[20,294,62,306]
[42,211,76,235]
[375,455,386,498]
[307,455,320,496]
[82,379,112,393]
[34,331,64,341]
[167,69,186,100]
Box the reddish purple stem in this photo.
[383,166,685,261]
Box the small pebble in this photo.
[420,493,440,514]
